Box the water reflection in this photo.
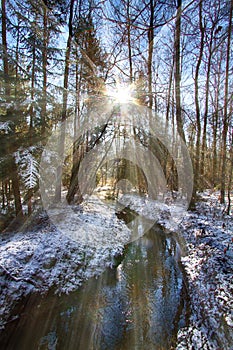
[0,215,189,350]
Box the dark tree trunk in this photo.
[147,0,154,111]
[226,128,233,214]
[200,31,213,181]
[174,0,186,143]
[220,0,233,203]
[126,0,133,83]
[193,0,204,200]
[11,159,23,216]
[1,0,23,216]
[67,123,108,204]
[41,3,48,136]
[55,0,75,202]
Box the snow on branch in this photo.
[0,121,12,133]
[16,148,40,189]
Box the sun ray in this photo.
[106,81,136,104]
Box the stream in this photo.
[0,209,190,350]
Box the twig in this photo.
[0,264,38,287]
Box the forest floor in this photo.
[0,191,232,349]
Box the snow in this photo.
[118,192,187,229]
[46,195,130,248]
[114,191,233,349]
[0,196,131,330]
[0,121,12,133]
[175,191,233,349]
[0,190,232,349]
[15,148,40,189]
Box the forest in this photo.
[0,1,233,349]
[0,0,232,226]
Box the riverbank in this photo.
[0,191,232,349]
[176,191,233,350]
[0,196,130,330]
[119,191,233,349]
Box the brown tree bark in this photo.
[199,29,214,181]
[220,0,233,203]
[1,0,10,98]
[41,2,48,136]
[212,48,223,188]
[1,0,22,216]
[147,0,154,111]
[174,0,186,143]
[55,0,75,202]
[226,127,233,214]
[126,0,133,83]
[193,0,205,198]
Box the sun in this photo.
[106,82,135,104]
[112,84,132,103]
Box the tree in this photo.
[54,0,75,202]
[1,0,23,217]
[220,0,233,204]
[193,0,205,200]
[66,9,108,204]
[174,0,185,143]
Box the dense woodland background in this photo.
[0,0,232,230]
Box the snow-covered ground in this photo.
[176,192,233,350]
[118,192,187,229]
[0,196,131,330]
[118,191,233,349]
[0,190,232,349]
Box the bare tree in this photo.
[193,0,205,197]
[174,0,186,143]
[220,0,233,203]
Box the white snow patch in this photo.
[0,121,12,133]
[175,190,233,349]
[118,193,187,231]
[0,196,130,330]
[116,191,233,349]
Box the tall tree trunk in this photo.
[146,0,156,196]
[166,63,174,127]
[1,0,22,216]
[15,16,20,95]
[193,0,204,198]
[226,127,232,214]
[74,47,82,139]
[212,49,223,188]
[27,17,37,215]
[67,122,109,204]
[126,0,133,83]
[30,43,36,130]
[220,0,233,203]
[1,0,10,98]
[174,0,185,143]
[147,0,154,111]
[55,0,75,202]
[200,27,214,180]
[42,2,48,136]
[11,158,23,216]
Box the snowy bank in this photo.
[0,196,130,330]
[118,193,187,230]
[176,191,233,350]
[118,191,233,349]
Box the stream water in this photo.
[0,209,190,350]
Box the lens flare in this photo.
[106,82,135,104]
